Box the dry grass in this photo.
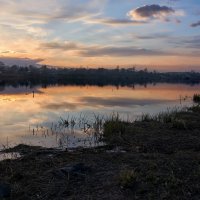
[1,105,200,199]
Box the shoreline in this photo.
[1,105,200,199]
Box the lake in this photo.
[0,83,199,149]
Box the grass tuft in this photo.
[119,170,138,188]
[172,119,187,130]
[103,113,126,140]
[193,94,200,103]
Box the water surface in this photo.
[0,83,199,149]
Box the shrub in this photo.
[103,113,126,140]
[172,119,186,130]
[140,114,152,122]
[189,105,200,113]
[119,170,138,188]
[193,94,200,104]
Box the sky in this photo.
[0,0,200,71]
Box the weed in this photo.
[193,94,200,104]
[103,113,126,139]
[119,170,138,188]
[172,119,187,130]
[139,113,153,122]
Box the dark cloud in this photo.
[135,4,174,18]
[128,4,175,21]
[88,18,147,26]
[77,46,171,57]
[40,42,79,50]
[0,57,43,66]
[190,20,200,27]
[135,33,170,40]
[87,5,179,26]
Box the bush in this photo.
[193,94,200,104]
[172,119,186,130]
[140,114,152,122]
[103,114,126,140]
[119,170,138,188]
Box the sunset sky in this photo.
[0,0,200,71]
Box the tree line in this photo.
[0,62,200,87]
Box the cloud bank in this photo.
[0,57,43,66]
[40,41,172,57]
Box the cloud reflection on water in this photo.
[78,96,174,107]
[0,84,199,149]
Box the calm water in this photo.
[0,83,199,149]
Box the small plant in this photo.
[140,114,152,122]
[172,119,186,130]
[103,113,126,140]
[193,94,200,104]
[146,172,159,185]
[156,111,176,124]
[189,105,200,113]
[119,170,138,188]
[165,173,181,189]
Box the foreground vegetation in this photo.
[1,104,200,199]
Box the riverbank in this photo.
[1,105,200,199]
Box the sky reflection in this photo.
[0,83,199,149]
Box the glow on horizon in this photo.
[0,0,200,71]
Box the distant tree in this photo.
[0,61,6,72]
[131,67,136,72]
